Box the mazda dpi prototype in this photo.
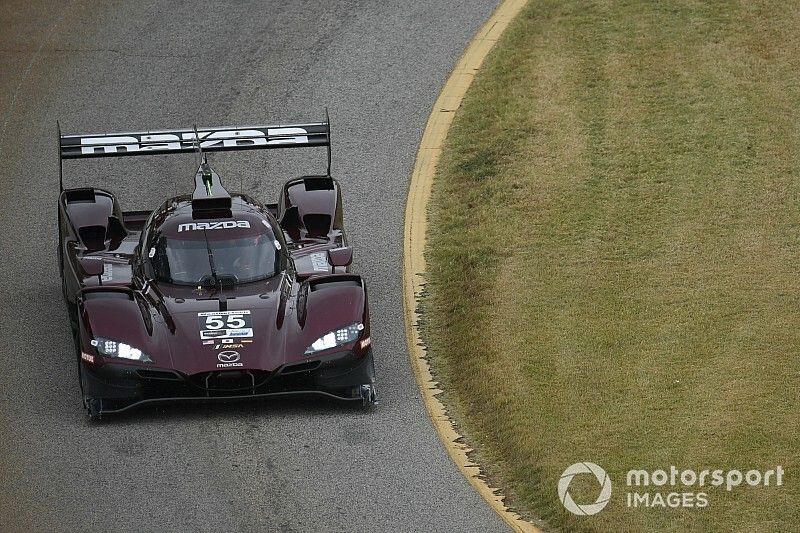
[57,116,376,419]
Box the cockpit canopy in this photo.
[146,205,284,286]
[152,232,279,285]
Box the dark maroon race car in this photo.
[57,115,376,420]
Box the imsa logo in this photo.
[178,220,250,232]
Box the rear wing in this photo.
[58,111,332,190]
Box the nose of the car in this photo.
[163,294,289,375]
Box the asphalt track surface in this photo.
[0,1,506,531]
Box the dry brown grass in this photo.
[423,1,800,530]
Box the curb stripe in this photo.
[401,1,538,531]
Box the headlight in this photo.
[91,337,153,363]
[305,323,364,355]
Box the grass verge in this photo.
[422,1,800,531]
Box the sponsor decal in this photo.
[178,220,250,232]
[200,329,227,339]
[206,338,250,350]
[100,263,113,282]
[216,350,243,368]
[227,329,253,338]
[203,338,253,348]
[214,343,245,349]
[198,310,254,339]
[200,328,253,340]
[310,252,329,271]
[217,351,240,363]
[78,127,310,155]
[80,352,95,364]
[198,310,252,317]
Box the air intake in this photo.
[191,162,232,213]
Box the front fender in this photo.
[77,288,171,368]
[290,274,370,358]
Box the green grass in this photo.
[422,1,800,531]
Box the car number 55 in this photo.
[204,314,246,329]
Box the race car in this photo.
[57,116,377,420]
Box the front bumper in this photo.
[80,348,375,415]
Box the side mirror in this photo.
[79,257,104,278]
[327,247,353,267]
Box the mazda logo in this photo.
[217,351,240,363]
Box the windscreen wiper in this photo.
[202,229,220,291]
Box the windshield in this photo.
[152,233,279,285]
